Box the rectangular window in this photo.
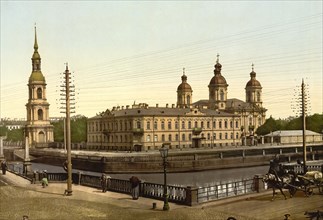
[168,121,172,130]
[201,121,204,128]
[154,135,158,142]
[182,121,185,129]
[146,135,151,142]
[182,134,185,141]
[162,134,165,142]
[175,134,179,141]
[175,121,178,129]
[188,121,192,129]
[207,121,210,129]
[219,121,222,129]
[168,134,172,141]
[213,121,216,128]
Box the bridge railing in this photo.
[7,164,268,206]
[196,178,255,204]
[282,164,323,174]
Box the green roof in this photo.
[29,71,45,82]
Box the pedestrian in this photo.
[41,170,48,188]
[1,160,8,175]
[100,173,108,192]
[129,176,140,200]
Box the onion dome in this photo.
[209,54,228,85]
[246,64,261,87]
[29,26,45,83]
[177,68,192,92]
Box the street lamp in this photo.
[159,143,170,211]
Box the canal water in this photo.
[22,162,268,187]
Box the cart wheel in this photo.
[305,188,313,196]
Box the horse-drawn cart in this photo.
[295,171,323,196]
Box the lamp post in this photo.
[159,143,170,211]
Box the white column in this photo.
[0,136,4,158]
[25,136,30,160]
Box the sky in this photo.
[1,1,322,120]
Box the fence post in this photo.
[185,186,198,206]
[253,175,264,193]
[78,171,82,185]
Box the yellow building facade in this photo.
[87,56,266,151]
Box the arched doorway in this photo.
[38,131,45,143]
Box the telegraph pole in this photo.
[60,63,74,196]
[292,79,310,174]
[301,79,307,173]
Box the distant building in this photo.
[87,56,266,151]
[264,130,323,144]
[25,27,54,147]
[0,118,26,130]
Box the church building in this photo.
[87,55,267,151]
[25,27,54,147]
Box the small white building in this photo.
[264,130,323,144]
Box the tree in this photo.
[52,115,87,143]
[256,114,323,135]
[6,128,24,141]
[0,126,8,137]
[256,116,278,135]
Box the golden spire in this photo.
[34,24,38,51]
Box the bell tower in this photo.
[25,26,54,147]
[177,68,193,108]
[208,54,228,110]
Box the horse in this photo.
[263,172,297,201]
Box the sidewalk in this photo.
[1,171,322,220]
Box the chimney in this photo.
[172,104,175,108]
[156,104,159,108]
[126,105,129,109]
[166,104,168,108]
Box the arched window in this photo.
[188,121,192,129]
[186,95,191,105]
[161,121,165,130]
[220,90,224,101]
[162,134,165,141]
[168,134,172,141]
[146,135,151,142]
[168,121,172,130]
[257,92,261,102]
[182,134,185,141]
[146,121,151,130]
[181,121,185,129]
[194,121,198,128]
[154,121,158,130]
[136,121,141,129]
[38,109,43,120]
[37,88,42,99]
